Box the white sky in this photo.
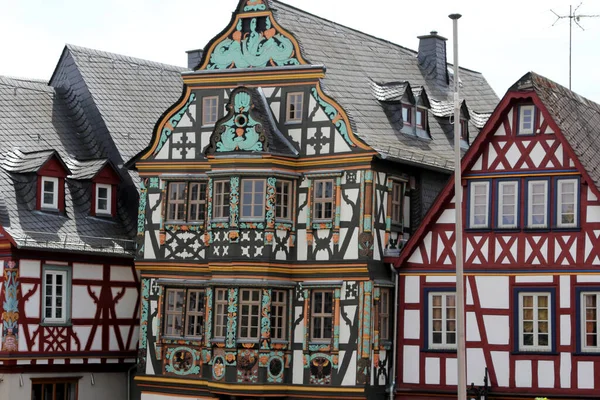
[1,0,599,102]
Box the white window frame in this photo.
[213,288,228,339]
[166,182,186,222]
[416,108,427,129]
[275,180,293,220]
[213,180,230,220]
[270,290,287,340]
[313,179,334,221]
[557,178,578,228]
[519,105,536,135]
[518,292,552,352]
[402,104,412,126]
[286,92,304,122]
[581,292,600,352]
[238,288,261,340]
[498,181,518,229]
[41,176,59,210]
[527,180,548,228]
[311,290,334,342]
[391,181,404,225]
[188,182,207,223]
[164,288,185,337]
[185,289,205,338]
[428,292,457,350]
[469,181,490,229]
[42,267,70,324]
[202,96,219,126]
[95,183,112,215]
[240,179,265,219]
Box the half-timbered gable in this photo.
[131,1,497,399]
[394,72,600,399]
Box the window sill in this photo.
[574,351,600,356]
[511,350,556,355]
[270,339,289,345]
[211,338,225,344]
[162,336,204,343]
[39,207,60,214]
[40,321,72,327]
[421,348,457,353]
[493,227,521,233]
[237,338,260,344]
[523,227,551,233]
[552,226,580,232]
[465,227,491,233]
[285,120,302,126]
[312,220,333,229]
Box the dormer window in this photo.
[402,105,413,125]
[416,108,427,129]
[41,177,59,210]
[95,184,112,215]
[518,105,536,135]
[287,92,304,123]
[460,119,468,142]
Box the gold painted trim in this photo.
[465,171,579,179]
[400,271,600,277]
[184,71,325,86]
[135,375,364,394]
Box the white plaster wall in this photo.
[466,348,486,386]
[71,285,101,318]
[21,283,39,319]
[538,360,554,388]
[491,351,509,387]
[425,357,440,385]
[484,315,509,345]
[292,350,304,384]
[578,361,595,389]
[402,345,420,383]
[445,358,457,385]
[436,209,455,224]
[72,263,103,280]
[19,260,41,278]
[476,276,509,309]
[560,352,571,388]
[403,310,420,340]
[0,372,127,400]
[340,350,357,386]
[560,275,571,308]
[515,360,532,387]
[404,276,420,303]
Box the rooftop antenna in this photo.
[551,3,599,89]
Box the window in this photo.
[416,108,427,129]
[238,289,261,340]
[428,292,456,349]
[95,183,112,215]
[271,290,287,340]
[391,181,404,225]
[241,179,265,219]
[31,379,78,400]
[186,289,205,338]
[469,181,490,229]
[402,105,412,125]
[275,180,293,220]
[43,268,70,324]
[519,292,551,351]
[527,180,548,228]
[380,288,391,341]
[313,180,334,220]
[582,292,600,352]
[164,288,185,336]
[460,119,468,142]
[213,180,231,219]
[188,182,207,222]
[214,288,228,338]
[498,181,518,229]
[557,178,578,228]
[41,177,59,209]
[311,290,333,341]
[167,182,186,222]
[518,105,535,135]
[286,92,304,122]
[203,96,219,126]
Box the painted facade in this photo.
[394,73,600,399]
[133,1,497,399]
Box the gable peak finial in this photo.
[238,0,269,13]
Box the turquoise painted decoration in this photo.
[310,88,355,148]
[226,288,238,348]
[207,89,267,154]
[164,346,201,376]
[243,0,267,11]
[208,17,300,69]
[153,93,196,156]
[260,289,271,349]
[1,260,19,352]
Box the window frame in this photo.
[184,289,205,338]
[460,119,468,142]
[163,288,185,337]
[238,288,262,341]
[240,179,266,220]
[379,288,391,342]
[402,104,413,126]
[579,289,600,353]
[213,180,231,220]
[41,176,59,210]
[213,288,228,339]
[391,181,404,225]
[286,92,304,123]
[556,178,579,228]
[202,96,219,126]
[496,180,519,229]
[516,290,554,352]
[426,290,457,350]
[95,183,112,215]
[313,179,335,221]
[526,179,549,229]
[270,290,287,341]
[166,182,187,222]
[310,289,334,342]
[518,104,536,135]
[275,180,293,221]
[187,181,208,223]
[468,181,491,229]
[42,265,71,325]
[31,378,79,400]
[416,108,427,130]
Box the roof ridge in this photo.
[65,44,188,73]
[270,0,485,75]
[0,76,53,93]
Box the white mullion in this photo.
[51,273,57,320]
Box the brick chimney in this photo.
[186,49,204,70]
[417,31,449,85]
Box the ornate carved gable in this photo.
[205,88,268,154]
[199,0,308,70]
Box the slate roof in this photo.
[520,72,600,190]
[269,0,499,171]
[66,158,112,180]
[0,76,134,255]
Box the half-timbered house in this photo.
[132,1,498,399]
[394,72,600,399]
[0,46,184,399]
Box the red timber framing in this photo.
[0,248,139,370]
[392,82,600,398]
